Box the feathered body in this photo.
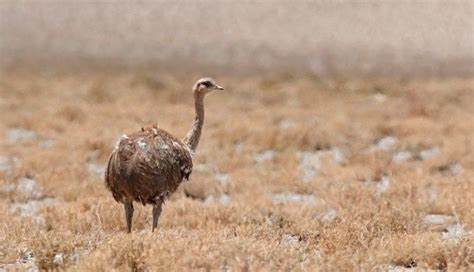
[105,125,193,206]
[104,77,224,233]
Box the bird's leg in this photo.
[124,202,134,233]
[152,202,163,232]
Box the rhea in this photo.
[105,78,224,232]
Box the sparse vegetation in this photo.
[0,72,473,270]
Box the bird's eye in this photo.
[202,81,212,88]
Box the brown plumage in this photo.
[105,78,224,232]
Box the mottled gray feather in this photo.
[105,126,193,205]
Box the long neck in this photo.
[184,93,205,152]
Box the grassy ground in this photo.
[0,72,473,271]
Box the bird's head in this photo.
[193,78,224,97]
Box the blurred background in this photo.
[1,1,474,271]
[1,0,473,76]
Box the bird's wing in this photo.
[105,127,193,204]
[117,128,193,185]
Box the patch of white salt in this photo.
[320,208,337,222]
[418,147,440,160]
[11,197,60,225]
[423,214,455,225]
[1,177,44,200]
[372,136,397,151]
[0,155,19,172]
[445,163,464,175]
[18,248,37,271]
[39,139,56,148]
[278,118,296,130]
[255,149,276,164]
[365,175,391,194]
[87,162,106,176]
[441,223,469,240]
[214,173,230,185]
[272,193,317,204]
[204,193,231,205]
[18,177,43,199]
[422,214,469,240]
[281,234,301,244]
[297,151,321,182]
[193,163,230,184]
[331,147,346,163]
[387,264,416,272]
[372,93,387,104]
[392,151,412,163]
[7,128,36,142]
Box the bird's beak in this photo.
[215,85,224,90]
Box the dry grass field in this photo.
[0,72,473,271]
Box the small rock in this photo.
[255,150,276,164]
[7,128,36,142]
